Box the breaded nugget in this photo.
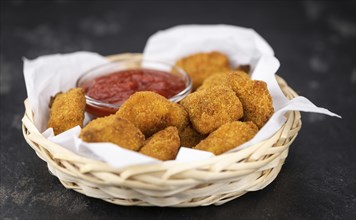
[175,51,231,90]
[47,88,86,135]
[179,123,207,148]
[196,73,230,92]
[80,114,145,151]
[180,86,243,134]
[194,121,258,155]
[116,91,189,137]
[197,71,249,91]
[228,72,274,128]
[139,126,180,161]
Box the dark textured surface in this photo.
[1,1,355,219]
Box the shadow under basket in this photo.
[22,53,302,207]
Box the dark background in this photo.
[1,0,355,219]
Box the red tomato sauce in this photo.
[81,68,186,117]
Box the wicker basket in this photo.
[22,53,302,207]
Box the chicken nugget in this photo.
[175,51,231,90]
[194,121,258,155]
[228,72,274,128]
[179,123,207,148]
[196,73,230,92]
[139,126,180,161]
[116,91,189,137]
[180,86,244,134]
[80,114,145,151]
[197,71,249,91]
[47,88,86,135]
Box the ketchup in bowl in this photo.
[77,59,192,117]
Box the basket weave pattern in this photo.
[22,53,302,207]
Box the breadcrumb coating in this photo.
[196,73,230,92]
[80,114,145,151]
[47,88,86,135]
[228,72,274,128]
[139,126,180,160]
[194,121,258,155]
[175,51,231,90]
[196,71,249,91]
[116,91,189,137]
[180,86,244,134]
[179,123,207,148]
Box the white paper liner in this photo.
[23,25,340,169]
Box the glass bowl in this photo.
[76,57,192,117]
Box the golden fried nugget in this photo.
[175,51,231,90]
[139,126,180,161]
[180,86,243,134]
[196,73,230,92]
[194,121,258,155]
[80,114,145,151]
[179,123,207,148]
[116,91,189,137]
[47,88,86,135]
[228,72,274,128]
[197,71,249,91]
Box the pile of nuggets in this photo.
[47,51,274,161]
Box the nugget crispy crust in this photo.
[194,121,258,155]
[139,126,180,161]
[179,124,207,148]
[80,115,145,151]
[180,86,244,134]
[116,91,188,137]
[175,51,231,90]
[47,88,86,135]
[168,104,189,132]
[196,71,250,92]
[196,73,230,92]
[228,71,251,84]
[228,72,274,128]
